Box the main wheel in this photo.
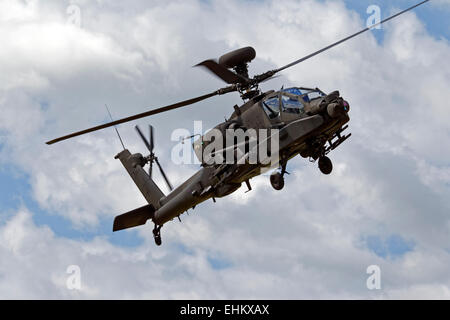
[318,156,333,175]
[270,172,285,190]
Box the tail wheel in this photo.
[318,156,333,175]
[153,225,162,246]
[270,172,285,190]
[154,235,162,246]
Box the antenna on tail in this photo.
[105,104,126,150]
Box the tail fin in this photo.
[115,149,165,208]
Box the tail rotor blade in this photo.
[136,124,171,190]
[149,125,154,153]
[155,158,173,191]
[135,125,152,152]
[149,161,153,178]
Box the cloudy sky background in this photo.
[0,0,449,299]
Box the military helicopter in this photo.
[46,1,429,245]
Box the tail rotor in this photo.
[135,125,173,192]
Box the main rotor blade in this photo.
[273,0,429,74]
[195,60,248,84]
[155,158,173,191]
[46,86,236,145]
[135,125,152,152]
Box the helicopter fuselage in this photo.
[149,87,350,225]
[45,1,429,245]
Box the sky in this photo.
[0,0,449,299]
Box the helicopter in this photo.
[46,1,429,246]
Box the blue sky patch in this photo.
[344,0,449,42]
[365,234,415,259]
[0,161,143,247]
[207,255,233,270]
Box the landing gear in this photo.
[270,162,289,190]
[153,224,162,246]
[318,156,333,175]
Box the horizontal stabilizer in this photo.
[113,204,155,232]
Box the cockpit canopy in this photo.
[282,87,326,102]
[262,87,326,120]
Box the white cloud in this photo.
[0,207,449,299]
[0,0,449,299]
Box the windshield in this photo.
[282,87,325,103]
[281,93,305,115]
[262,96,280,119]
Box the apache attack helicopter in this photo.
[46,1,429,245]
